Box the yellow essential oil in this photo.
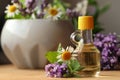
[78,43,100,77]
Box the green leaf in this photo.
[93,23,104,34]
[19,0,26,8]
[14,14,24,19]
[19,0,25,4]
[5,15,9,19]
[5,14,24,19]
[70,60,81,71]
[46,51,59,63]
[72,18,78,30]
[73,73,81,78]
[53,0,68,12]
[100,4,110,15]
[88,0,97,5]
[68,60,84,73]
[57,43,62,52]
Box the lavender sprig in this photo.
[94,33,120,70]
[66,9,80,19]
[45,63,69,78]
[25,0,37,9]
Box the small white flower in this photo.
[45,4,63,20]
[34,6,41,14]
[57,46,77,62]
[74,2,83,12]
[31,13,36,19]
[5,4,20,18]
[74,0,88,15]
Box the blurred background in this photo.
[0,0,120,64]
[66,0,120,34]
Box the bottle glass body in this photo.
[71,29,100,77]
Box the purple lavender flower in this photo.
[94,33,120,70]
[17,0,38,17]
[41,0,48,9]
[66,9,80,19]
[45,63,69,78]
[25,0,38,9]
[117,49,120,56]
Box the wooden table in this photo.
[0,65,120,80]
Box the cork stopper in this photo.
[78,16,94,30]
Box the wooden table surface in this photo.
[0,65,120,80]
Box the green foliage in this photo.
[72,18,78,30]
[45,51,59,63]
[67,60,84,77]
[20,0,27,8]
[19,0,25,5]
[93,23,104,34]
[13,14,26,19]
[100,4,110,15]
[53,0,66,11]
[68,60,82,72]
[88,0,97,5]
[57,43,62,52]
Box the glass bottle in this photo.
[71,16,100,77]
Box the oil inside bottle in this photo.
[77,43,100,77]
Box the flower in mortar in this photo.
[5,3,19,18]
[45,4,63,20]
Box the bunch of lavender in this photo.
[94,33,120,70]
[45,63,70,78]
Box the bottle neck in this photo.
[80,29,93,44]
